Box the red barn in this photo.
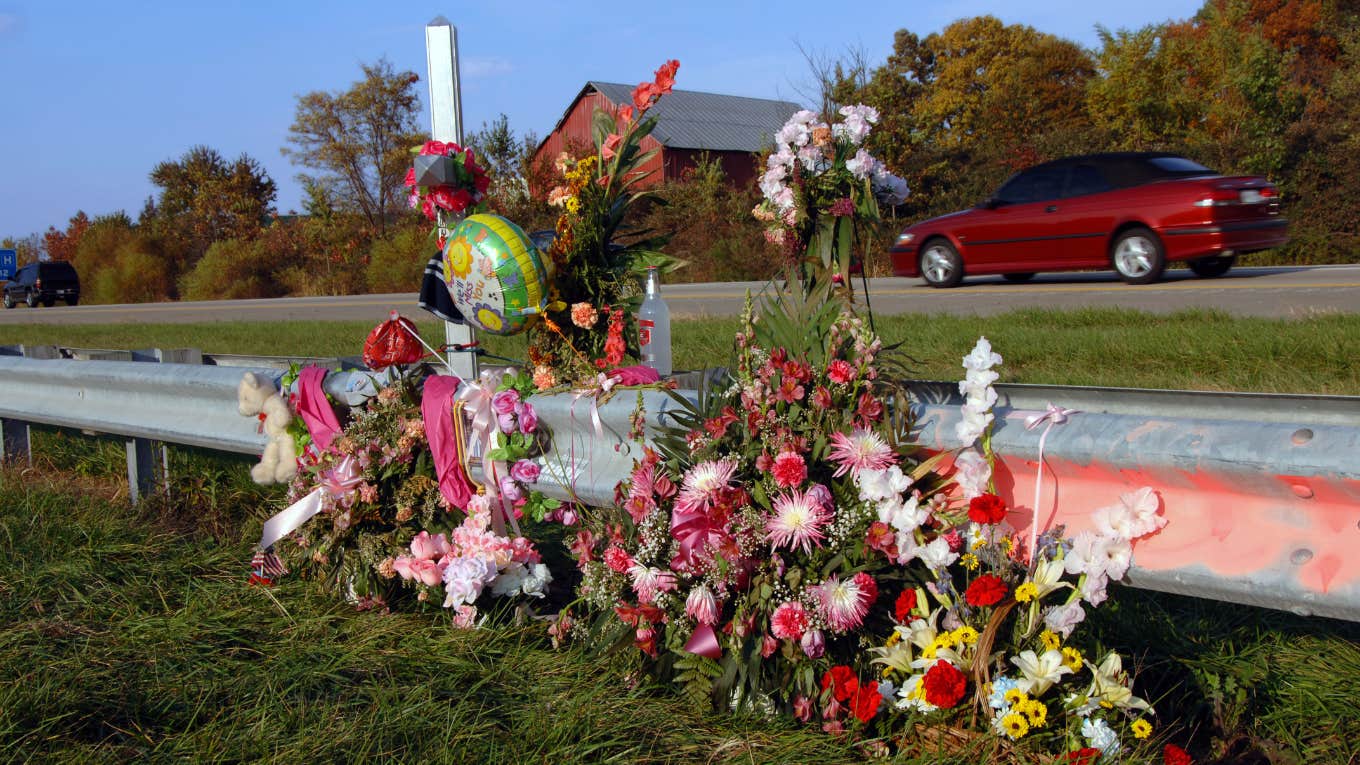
[534,81,803,192]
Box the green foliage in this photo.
[89,239,173,304]
[180,236,288,301]
[283,58,427,238]
[365,224,435,293]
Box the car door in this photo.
[1050,162,1119,267]
[954,165,1070,272]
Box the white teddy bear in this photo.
[237,371,298,485]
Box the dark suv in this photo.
[3,261,80,308]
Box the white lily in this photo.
[1010,649,1073,696]
[1031,554,1071,599]
[1087,652,1151,711]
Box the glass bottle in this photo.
[637,266,672,376]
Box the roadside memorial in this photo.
[234,55,1188,762]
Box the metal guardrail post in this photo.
[0,345,53,466]
[123,349,174,504]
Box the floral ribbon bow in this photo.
[257,454,362,553]
[1023,403,1079,565]
[456,369,521,536]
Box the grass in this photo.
[2,308,1358,762]
[4,306,1359,394]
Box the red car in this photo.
[888,153,1288,287]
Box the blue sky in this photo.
[0,1,1203,239]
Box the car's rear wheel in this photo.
[919,240,964,288]
[65,297,79,306]
[1002,272,1035,282]
[1111,227,1165,285]
[1189,255,1235,278]
[2,293,13,309]
[25,292,38,308]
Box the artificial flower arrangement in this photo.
[268,365,555,626]
[405,139,493,226]
[527,60,683,386]
[551,281,1177,761]
[753,105,910,290]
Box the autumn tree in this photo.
[283,58,426,237]
[1,233,43,266]
[42,211,91,263]
[142,146,277,272]
[465,113,550,228]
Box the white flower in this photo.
[895,672,938,712]
[1081,716,1122,756]
[1080,571,1110,606]
[491,562,528,597]
[917,537,958,572]
[963,336,1003,372]
[443,555,498,608]
[1063,531,1105,577]
[1100,536,1133,581]
[895,529,921,565]
[1087,652,1151,712]
[857,464,912,503]
[874,172,910,205]
[1031,554,1071,599]
[954,449,991,499]
[520,563,551,598]
[1010,649,1074,696]
[880,494,929,535]
[845,148,878,179]
[1094,487,1165,541]
[1043,600,1087,638]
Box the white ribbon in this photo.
[260,487,325,550]
[1023,403,1079,565]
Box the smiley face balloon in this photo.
[442,214,555,335]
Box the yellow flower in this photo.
[1000,537,1014,554]
[1014,582,1039,603]
[885,630,901,647]
[961,553,980,570]
[953,626,979,645]
[1004,688,1028,706]
[1131,719,1153,739]
[971,538,986,550]
[1001,712,1030,739]
[934,633,956,650]
[1062,646,1084,671]
[1040,630,1061,651]
[920,644,938,660]
[1020,699,1047,727]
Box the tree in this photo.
[283,58,426,237]
[465,113,547,225]
[42,211,91,263]
[3,232,45,266]
[143,146,277,269]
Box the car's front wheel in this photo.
[2,293,13,309]
[1111,227,1165,285]
[1189,255,1235,278]
[919,240,964,288]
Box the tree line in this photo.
[3,0,1355,305]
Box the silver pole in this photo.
[425,16,477,379]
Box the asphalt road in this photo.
[0,265,1356,326]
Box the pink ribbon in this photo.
[1023,403,1079,564]
[320,454,364,504]
[670,505,723,571]
[455,370,520,537]
[296,366,342,453]
[684,623,722,659]
[422,374,477,510]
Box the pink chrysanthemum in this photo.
[771,450,807,488]
[765,488,831,554]
[676,458,738,514]
[827,428,896,478]
[815,573,875,632]
[685,585,720,625]
[770,600,810,641]
[630,564,677,604]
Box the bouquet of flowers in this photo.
[753,106,909,293]
[276,369,554,624]
[555,285,1171,761]
[405,139,492,226]
[527,61,683,385]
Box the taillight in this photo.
[1193,189,1239,207]
[34,278,42,289]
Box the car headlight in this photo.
[896,232,915,244]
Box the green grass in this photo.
[5,307,1359,394]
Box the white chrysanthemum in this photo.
[765,488,831,554]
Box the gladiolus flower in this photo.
[601,133,622,161]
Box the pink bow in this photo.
[1023,403,1079,564]
[320,454,364,504]
[455,370,519,536]
[670,505,725,571]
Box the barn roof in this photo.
[548,81,804,153]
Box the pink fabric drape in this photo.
[423,374,476,510]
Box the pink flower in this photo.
[604,546,634,573]
[770,450,807,488]
[793,695,815,722]
[517,402,538,434]
[452,604,478,628]
[761,634,780,658]
[801,628,826,658]
[685,585,720,625]
[601,133,622,161]
[570,302,599,329]
[491,389,520,415]
[675,459,738,515]
[766,488,831,554]
[827,428,896,478]
[814,573,874,632]
[630,564,677,604]
[498,475,524,502]
[510,459,540,483]
[826,359,855,384]
[410,531,450,560]
[393,556,443,587]
[770,600,810,641]
[828,197,854,217]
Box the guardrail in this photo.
[1,348,1357,622]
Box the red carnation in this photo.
[1163,744,1193,765]
[1065,748,1102,765]
[894,589,917,622]
[821,665,858,702]
[853,572,878,607]
[968,493,1008,525]
[965,574,1008,607]
[921,660,967,708]
[850,683,882,723]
